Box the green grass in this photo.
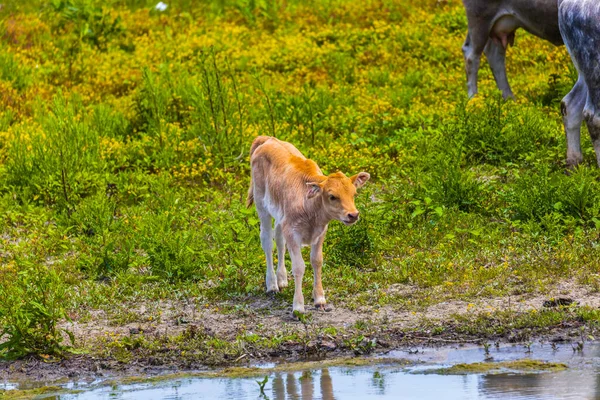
[0,0,598,360]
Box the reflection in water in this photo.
[321,369,334,400]
[56,365,600,400]
[371,370,385,396]
[271,369,334,400]
[285,372,298,399]
[272,373,285,398]
[300,371,313,400]
[481,369,599,399]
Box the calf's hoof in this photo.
[315,303,333,312]
[266,291,279,300]
[277,278,288,290]
[292,305,305,315]
[266,285,279,294]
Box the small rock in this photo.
[320,340,337,351]
[543,298,576,308]
[129,327,142,335]
[507,331,526,343]
[148,357,163,366]
[287,344,304,352]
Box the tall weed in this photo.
[449,97,558,165]
[508,165,600,227]
[6,94,103,212]
[0,260,73,359]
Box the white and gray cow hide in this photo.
[461,0,563,99]
[559,0,600,168]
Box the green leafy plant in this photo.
[256,375,269,396]
[0,260,74,359]
[6,93,103,213]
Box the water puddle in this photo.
[3,342,600,399]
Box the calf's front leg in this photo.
[286,239,306,314]
[311,234,330,311]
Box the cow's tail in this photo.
[246,136,272,208]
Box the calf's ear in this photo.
[306,182,322,199]
[351,172,370,189]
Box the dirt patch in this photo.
[65,295,386,348]
[65,280,600,343]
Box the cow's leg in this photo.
[310,234,330,311]
[561,76,587,168]
[275,223,288,289]
[484,39,514,99]
[584,98,600,167]
[286,238,306,313]
[462,27,490,98]
[258,210,278,293]
[462,32,476,97]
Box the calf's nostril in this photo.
[347,212,359,220]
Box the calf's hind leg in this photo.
[275,224,288,289]
[286,238,306,314]
[258,210,278,293]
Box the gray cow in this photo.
[559,0,600,167]
[462,0,563,99]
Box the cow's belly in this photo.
[263,190,283,222]
[490,14,520,47]
[490,10,562,46]
[492,14,520,36]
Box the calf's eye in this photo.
[329,195,338,201]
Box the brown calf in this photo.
[247,136,370,313]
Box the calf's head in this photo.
[307,171,370,225]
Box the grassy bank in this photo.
[1,0,599,365]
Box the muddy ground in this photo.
[2,280,599,386]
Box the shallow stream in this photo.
[4,342,600,399]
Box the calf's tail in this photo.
[246,136,272,208]
[246,184,255,208]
